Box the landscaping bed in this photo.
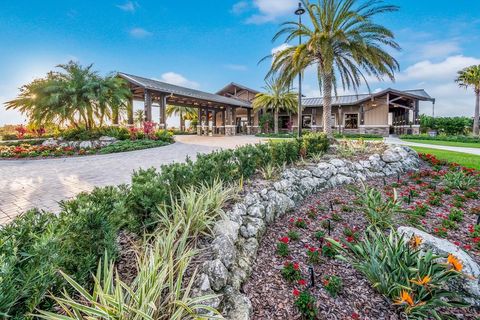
[243,155,480,319]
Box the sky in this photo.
[1,0,480,126]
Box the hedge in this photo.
[400,134,480,144]
[0,132,329,318]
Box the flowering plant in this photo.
[323,275,342,297]
[281,261,301,282]
[15,125,28,139]
[294,218,308,229]
[306,246,321,264]
[293,290,317,320]
[276,236,290,257]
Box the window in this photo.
[344,113,359,129]
[330,115,337,128]
[302,115,312,128]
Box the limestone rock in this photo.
[203,259,229,291]
[42,138,58,147]
[240,217,265,239]
[79,141,93,149]
[223,287,253,320]
[382,149,402,163]
[213,219,240,243]
[211,235,236,269]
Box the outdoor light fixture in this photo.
[308,266,315,288]
[295,2,305,138]
[329,200,334,211]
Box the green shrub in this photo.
[329,229,468,319]
[300,132,329,157]
[281,262,302,282]
[154,129,174,143]
[269,139,300,165]
[294,290,318,320]
[61,126,131,141]
[400,133,480,143]
[443,170,478,190]
[417,115,473,135]
[98,140,169,154]
[323,275,342,297]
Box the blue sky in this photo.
[1,0,480,125]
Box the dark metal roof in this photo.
[216,82,260,95]
[118,73,251,108]
[302,88,435,107]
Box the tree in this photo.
[456,65,480,136]
[252,79,297,133]
[268,0,400,137]
[5,61,131,129]
[166,105,198,131]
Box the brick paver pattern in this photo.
[0,136,264,224]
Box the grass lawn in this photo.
[402,139,480,148]
[411,146,480,170]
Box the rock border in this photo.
[193,145,421,319]
[42,136,117,149]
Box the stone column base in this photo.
[158,123,166,130]
[246,126,252,135]
[225,125,237,136]
[197,126,202,136]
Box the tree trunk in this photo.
[322,72,333,137]
[112,107,119,125]
[127,100,134,126]
[474,90,480,136]
[274,109,279,134]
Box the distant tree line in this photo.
[419,115,473,135]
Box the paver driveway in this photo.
[0,135,264,224]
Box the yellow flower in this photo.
[409,235,423,249]
[410,275,431,286]
[394,290,414,306]
[447,254,463,272]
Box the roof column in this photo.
[127,97,134,126]
[197,107,202,136]
[158,95,167,129]
[144,90,152,122]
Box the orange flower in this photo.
[410,275,431,286]
[394,290,414,306]
[447,254,463,272]
[409,235,422,249]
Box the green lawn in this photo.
[411,146,480,170]
[402,139,480,148]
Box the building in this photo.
[119,73,435,136]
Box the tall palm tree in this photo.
[252,79,298,133]
[268,0,400,137]
[456,65,480,136]
[166,105,198,131]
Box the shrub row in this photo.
[0,132,329,318]
[400,134,480,144]
[60,126,131,141]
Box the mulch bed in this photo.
[243,161,480,320]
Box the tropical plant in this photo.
[166,105,198,131]
[268,0,400,136]
[35,227,220,320]
[353,183,401,229]
[456,64,480,136]
[259,162,279,180]
[5,61,131,129]
[134,109,145,126]
[155,179,235,238]
[329,229,468,319]
[252,78,297,134]
[443,170,478,190]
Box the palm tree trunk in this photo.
[322,72,333,137]
[274,109,279,134]
[474,90,480,136]
[180,111,185,131]
[112,107,119,125]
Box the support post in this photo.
[144,90,152,122]
[158,95,167,129]
[197,108,202,135]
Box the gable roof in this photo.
[216,82,259,96]
[302,88,435,107]
[118,73,251,108]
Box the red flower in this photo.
[289,218,295,223]
[346,236,355,243]
[473,237,480,243]
[351,312,360,319]
[464,244,472,250]
[293,263,300,270]
[298,279,307,286]
[279,237,289,244]
[293,288,300,296]
[308,246,316,252]
[453,241,461,246]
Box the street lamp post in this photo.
[295,2,305,138]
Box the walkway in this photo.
[0,135,264,224]
[384,137,480,156]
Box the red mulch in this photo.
[243,162,480,320]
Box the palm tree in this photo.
[456,65,480,136]
[252,79,297,133]
[5,61,131,129]
[268,0,400,137]
[134,110,145,127]
[166,105,198,131]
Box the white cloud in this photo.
[160,72,200,89]
[417,40,461,60]
[231,1,249,14]
[397,55,480,82]
[246,0,297,24]
[271,43,291,55]
[117,1,139,12]
[129,27,152,38]
[224,64,248,71]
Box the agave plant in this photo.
[329,229,468,319]
[34,227,221,320]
